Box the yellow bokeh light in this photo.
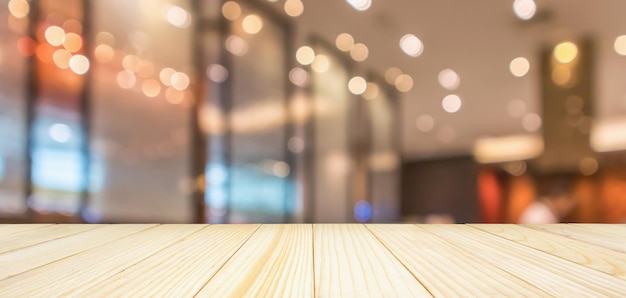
[142,79,161,98]
[348,76,367,95]
[394,74,413,92]
[350,43,369,62]
[296,46,315,65]
[63,33,82,53]
[94,44,114,63]
[614,35,626,56]
[45,26,65,47]
[385,67,402,85]
[222,1,241,21]
[8,0,29,18]
[311,55,330,73]
[553,41,578,64]
[242,14,263,35]
[335,33,354,52]
[52,49,72,69]
[284,0,304,17]
[69,54,90,75]
[171,72,190,90]
[552,64,572,86]
[362,82,379,100]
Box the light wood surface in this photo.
[0,224,625,297]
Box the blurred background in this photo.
[1,0,626,224]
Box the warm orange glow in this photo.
[350,43,368,62]
[385,67,402,85]
[17,37,36,56]
[362,82,379,100]
[284,0,304,17]
[36,44,55,64]
[171,72,190,90]
[394,74,413,92]
[242,14,263,35]
[62,19,82,34]
[551,64,572,86]
[94,44,114,63]
[553,42,578,64]
[336,33,354,52]
[52,49,72,69]
[63,33,83,53]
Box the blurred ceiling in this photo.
[267,0,626,160]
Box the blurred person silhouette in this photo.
[518,178,576,224]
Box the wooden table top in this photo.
[1,224,625,297]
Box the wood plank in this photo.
[0,224,53,237]
[0,224,206,296]
[528,224,626,253]
[421,224,626,296]
[313,224,432,297]
[0,224,104,254]
[80,224,259,297]
[472,224,626,280]
[572,224,626,237]
[195,224,313,297]
[0,224,156,281]
[367,224,548,296]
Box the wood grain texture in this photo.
[0,224,103,254]
[572,224,626,237]
[0,224,156,280]
[0,224,52,237]
[0,224,205,296]
[528,224,626,253]
[196,224,314,298]
[367,224,548,296]
[81,224,259,297]
[314,224,432,297]
[471,224,626,280]
[422,224,626,296]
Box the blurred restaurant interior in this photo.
[1,0,626,224]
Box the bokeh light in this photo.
[222,1,241,21]
[438,69,460,90]
[507,99,527,118]
[346,0,372,11]
[336,33,354,52]
[225,35,249,56]
[522,113,542,132]
[45,26,65,46]
[348,76,367,95]
[289,67,310,87]
[242,14,263,35]
[164,4,191,28]
[394,74,413,92]
[52,49,72,69]
[48,123,71,143]
[142,79,161,98]
[311,55,330,73]
[350,43,369,61]
[122,55,140,73]
[416,114,435,132]
[117,71,136,89]
[509,57,530,77]
[614,35,626,56]
[160,68,176,86]
[171,72,190,90]
[513,0,536,20]
[63,33,82,53]
[284,0,304,17]
[95,31,115,46]
[553,42,578,64]
[296,46,315,65]
[8,0,29,18]
[94,44,114,63]
[437,126,456,143]
[362,82,379,100]
[207,64,229,83]
[552,64,572,86]
[385,67,402,85]
[69,55,90,75]
[579,157,598,176]
[442,94,462,113]
[166,87,185,104]
[399,34,424,57]
[353,200,372,222]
